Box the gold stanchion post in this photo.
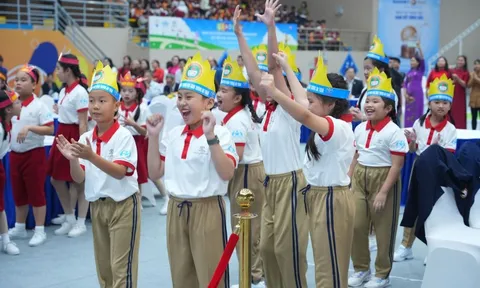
[234,189,257,288]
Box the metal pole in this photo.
[54,0,58,30]
[234,189,257,288]
[27,0,31,26]
[16,0,20,29]
[459,39,463,55]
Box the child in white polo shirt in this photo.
[8,65,54,247]
[261,53,356,288]
[348,68,409,288]
[56,62,141,288]
[394,75,457,263]
[147,52,238,288]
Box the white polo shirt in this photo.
[221,106,262,165]
[253,99,266,118]
[118,103,149,136]
[355,117,409,167]
[0,124,11,159]
[260,101,302,175]
[304,116,355,186]
[79,121,138,202]
[213,107,227,124]
[58,82,88,124]
[11,96,54,153]
[160,124,239,199]
[413,114,457,155]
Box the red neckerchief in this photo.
[266,101,276,112]
[121,102,138,118]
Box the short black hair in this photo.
[389,57,401,63]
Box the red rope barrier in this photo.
[208,232,240,288]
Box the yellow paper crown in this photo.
[252,44,268,72]
[367,35,389,64]
[89,61,120,100]
[220,56,249,89]
[366,67,395,101]
[278,42,299,73]
[307,55,349,99]
[179,52,216,98]
[427,74,455,102]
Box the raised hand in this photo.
[146,114,164,137]
[233,5,243,35]
[404,129,417,142]
[272,52,289,70]
[56,134,77,160]
[201,111,216,138]
[259,73,276,94]
[255,0,281,27]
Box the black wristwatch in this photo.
[206,135,220,146]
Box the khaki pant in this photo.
[401,225,417,248]
[259,170,308,288]
[167,195,229,288]
[90,193,141,288]
[228,162,265,283]
[351,164,401,279]
[305,185,355,288]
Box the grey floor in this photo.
[0,197,426,288]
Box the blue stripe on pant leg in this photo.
[326,188,338,288]
[217,196,230,287]
[290,171,302,288]
[126,194,138,288]
[328,187,341,288]
[243,164,249,188]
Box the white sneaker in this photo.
[54,222,73,236]
[160,197,169,215]
[28,231,47,247]
[8,227,28,239]
[364,276,391,288]
[51,214,65,225]
[68,223,87,238]
[3,241,20,255]
[348,270,371,287]
[369,235,377,251]
[393,245,414,262]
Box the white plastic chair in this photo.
[469,190,480,229]
[422,187,480,288]
[39,95,55,114]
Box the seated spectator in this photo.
[103,57,118,73]
[117,55,131,79]
[41,73,60,96]
[151,60,165,84]
[163,74,179,95]
[344,67,364,98]
[174,58,187,84]
[143,70,164,102]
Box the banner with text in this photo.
[377,0,440,73]
[148,17,298,50]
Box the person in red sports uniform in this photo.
[450,55,470,129]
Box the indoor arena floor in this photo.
[0,198,425,288]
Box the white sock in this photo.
[14,223,26,230]
[35,226,45,233]
[66,214,76,224]
[1,233,10,244]
[77,217,86,226]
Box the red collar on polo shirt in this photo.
[121,102,138,113]
[366,116,390,132]
[93,120,120,143]
[182,124,204,138]
[340,114,353,123]
[65,80,79,94]
[222,105,243,125]
[266,101,276,112]
[425,114,448,132]
[21,95,35,107]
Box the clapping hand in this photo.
[201,111,216,139]
[146,114,164,138]
[255,0,281,27]
[404,129,417,142]
[123,115,136,127]
[56,135,77,160]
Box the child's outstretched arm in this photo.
[260,74,332,138]
[257,0,291,98]
[233,6,266,100]
[272,52,308,108]
[146,114,165,180]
